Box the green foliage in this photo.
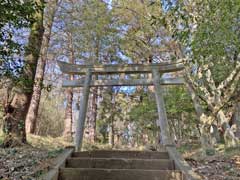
[192,1,240,60]
[165,86,198,138]
[191,0,240,84]
[35,90,65,137]
[0,0,42,78]
[165,86,194,115]
[127,92,159,145]
[129,93,158,131]
[0,0,36,27]
[58,0,121,64]
[128,87,198,141]
[112,0,174,63]
[167,0,240,83]
[97,89,128,143]
[161,0,240,147]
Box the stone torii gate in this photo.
[58,61,184,151]
[57,61,202,180]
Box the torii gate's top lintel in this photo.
[57,60,184,75]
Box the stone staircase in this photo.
[58,150,184,180]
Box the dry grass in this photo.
[27,134,73,150]
[179,143,240,161]
[0,132,73,150]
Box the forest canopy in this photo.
[0,1,239,178]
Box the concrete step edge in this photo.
[60,167,182,172]
[67,157,172,161]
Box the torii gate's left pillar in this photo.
[75,69,92,151]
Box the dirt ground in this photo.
[187,154,240,180]
[181,144,240,180]
[0,135,72,180]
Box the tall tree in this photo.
[112,0,176,63]
[98,87,126,148]
[165,0,240,147]
[2,0,45,147]
[26,0,60,134]
[57,0,121,142]
[62,32,74,140]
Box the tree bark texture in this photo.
[185,81,211,146]
[233,103,240,138]
[2,0,44,147]
[63,32,75,140]
[85,37,100,143]
[217,110,239,147]
[63,88,73,140]
[108,118,115,148]
[25,0,59,134]
[87,86,98,143]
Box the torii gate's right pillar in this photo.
[152,68,173,146]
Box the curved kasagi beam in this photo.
[57,61,184,75]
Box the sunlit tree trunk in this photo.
[2,0,44,147]
[185,80,213,149]
[88,88,98,143]
[217,110,239,147]
[63,88,73,140]
[109,115,115,148]
[63,32,75,140]
[26,0,59,134]
[87,39,100,143]
[233,103,240,138]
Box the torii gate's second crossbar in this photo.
[57,61,184,151]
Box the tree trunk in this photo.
[25,0,59,134]
[217,110,239,147]
[88,86,98,143]
[2,0,44,147]
[185,81,214,149]
[63,32,75,140]
[110,116,114,148]
[3,93,31,147]
[233,103,240,138]
[63,88,73,140]
[86,36,100,143]
[72,100,80,141]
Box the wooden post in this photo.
[152,68,173,146]
[75,69,92,151]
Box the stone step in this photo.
[72,150,169,159]
[66,158,174,170]
[59,168,183,180]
